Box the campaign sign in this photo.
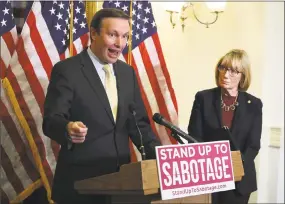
[155,141,235,200]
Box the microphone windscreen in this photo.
[152,113,163,124]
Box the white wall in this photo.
[257,2,284,203]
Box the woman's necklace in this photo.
[221,92,239,111]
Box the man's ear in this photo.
[90,27,97,41]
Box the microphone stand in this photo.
[171,131,185,144]
[134,121,146,160]
[131,111,146,160]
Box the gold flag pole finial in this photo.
[128,1,133,66]
[69,0,74,57]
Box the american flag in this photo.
[1,1,40,203]
[103,0,178,160]
[3,0,89,202]
[0,0,18,79]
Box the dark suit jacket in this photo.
[187,87,262,195]
[42,49,161,202]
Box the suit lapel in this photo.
[213,88,222,127]
[79,50,115,124]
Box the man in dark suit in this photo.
[188,49,262,204]
[43,8,161,204]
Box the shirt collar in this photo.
[87,47,114,74]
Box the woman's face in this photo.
[218,66,242,91]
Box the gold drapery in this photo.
[127,1,133,65]
[85,1,99,27]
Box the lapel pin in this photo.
[248,100,251,104]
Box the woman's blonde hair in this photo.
[215,49,251,91]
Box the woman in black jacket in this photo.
[188,49,262,204]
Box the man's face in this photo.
[91,17,129,64]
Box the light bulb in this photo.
[164,2,186,13]
[205,2,226,12]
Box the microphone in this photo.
[152,113,198,143]
[129,103,146,160]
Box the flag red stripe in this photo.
[0,58,7,79]
[152,34,178,112]
[16,38,45,115]
[60,53,65,60]
[80,33,89,49]
[73,43,78,55]
[1,100,39,181]
[67,41,78,57]
[27,12,53,79]
[1,146,25,194]
[6,70,54,181]
[2,31,16,56]
[69,44,77,56]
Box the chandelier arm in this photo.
[190,4,221,28]
[167,11,176,28]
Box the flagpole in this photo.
[69,0,74,57]
[128,0,133,66]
